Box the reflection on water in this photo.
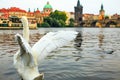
[0,28,120,80]
[98,28,104,49]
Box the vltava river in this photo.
[0,28,120,80]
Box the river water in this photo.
[0,28,120,80]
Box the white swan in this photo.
[14,16,82,80]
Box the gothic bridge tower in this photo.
[99,4,105,20]
[74,0,83,26]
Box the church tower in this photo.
[74,0,83,26]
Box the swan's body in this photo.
[14,34,39,79]
[14,16,82,80]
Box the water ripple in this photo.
[1,28,120,80]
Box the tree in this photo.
[69,18,74,22]
[42,10,68,27]
[105,16,109,20]
[44,17,53,26]
[68,18,74,27]
[50,10,67,22]
[68,22,74,27]
[52,19,60,27]
[59,20,65,27]
[41,22,50,27]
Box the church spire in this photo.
[77,0,81,7]
[101,4,104,11]
[37,8,39,11]
[47,1,49,4]
[28,8,31,12]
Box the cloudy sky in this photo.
[0,0,120,15]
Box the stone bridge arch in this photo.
[91,20,97,27]
[106,20,117,27]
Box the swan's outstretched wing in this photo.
[32,31,80,61]
[14,34,35,67]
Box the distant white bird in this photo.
[14,16,82,80]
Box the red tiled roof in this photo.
[0,8,8,12]
[0,7,26,13]
[35,10,40,13]
[28,12,34,14]
[8,7,26,12]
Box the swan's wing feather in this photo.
[32,31,78,61]
[15,34,35,67]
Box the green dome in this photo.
[44,2,52,9]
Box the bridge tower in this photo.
[74,0,83,26]
[99,4,105,20]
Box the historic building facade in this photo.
[0,1,53,28]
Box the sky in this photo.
[0,0,120,15]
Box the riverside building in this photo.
[0,1,53,29]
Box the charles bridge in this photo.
[80,19,120,27]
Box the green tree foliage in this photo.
[105,16,109,20]
[52,19,60,27]
[59,20,65,27]
[44,17,53,26]
[42,10,67,27]
[68,18,74,27]
[50,10,67,22]
[41,22,50,27]
[69,18,74,22]
[37,23,41,27]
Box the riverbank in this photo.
[0,27,37,30]
[0,26,119,30]
[0,27,22,30]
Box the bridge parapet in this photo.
[82,19,120,27]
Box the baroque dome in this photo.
[44,2,52,9]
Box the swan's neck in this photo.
[23,22,29,42]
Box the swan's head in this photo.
[15,33,27,47]
[33,73,44,80]
[20,73,44,80]
[15,33,22,44]
[21,16,28,27]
